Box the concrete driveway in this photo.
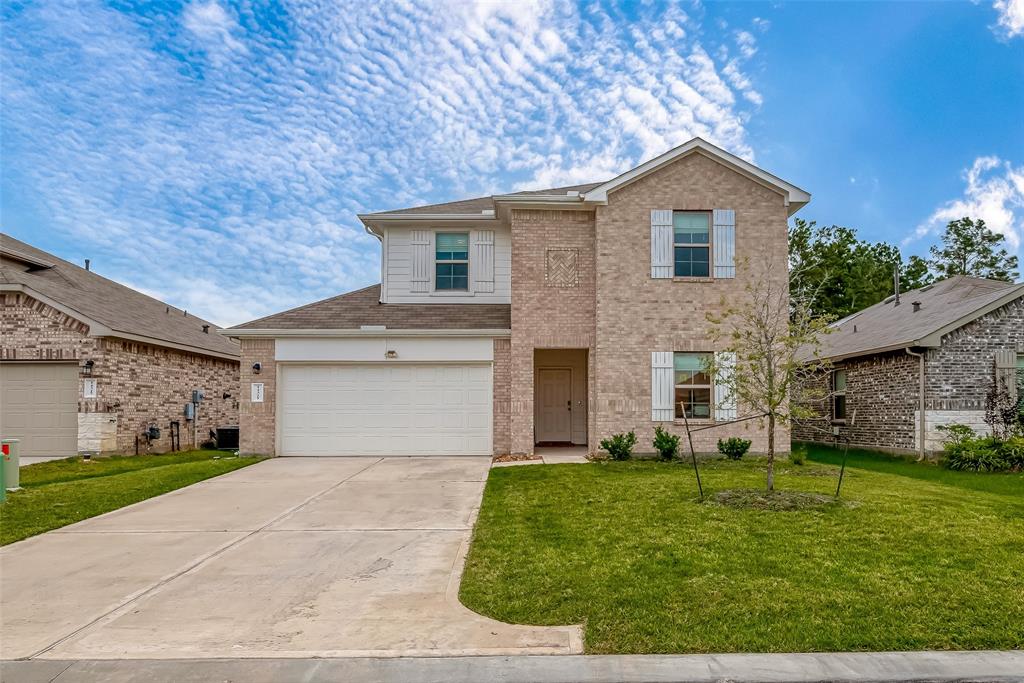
[0,457,582,660]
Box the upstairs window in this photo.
[673,212,710,278]
[674,352,712,419]
[832,369,847,421]
[435,233,469,291]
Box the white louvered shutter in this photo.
[714,351,738,421]
[410,230,431,293]
[712,209,736,279]
[652,351,674,421]
[651,210,673,279]
[472,230,494,293]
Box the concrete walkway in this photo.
[3,651,1022,683]
[0,457,581,661]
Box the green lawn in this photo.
[460,445,1024,653]
[1,451,264,545]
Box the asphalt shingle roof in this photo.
[229,284,510,331]
[1,233,240,358]
[816,275,1024,360]
[364,183,604,216]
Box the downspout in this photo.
[905,348,925,460]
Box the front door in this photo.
[536,368,572,443]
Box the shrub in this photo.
[717,437,751,460]
[653,426,680,461]
[789,447,806,466]
[600,431,637,461]
[939,424,1024,472]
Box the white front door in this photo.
[279,363,492,456]
[535,368,572,443]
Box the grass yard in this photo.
[460,445,1024,653]
[1,451,264,545]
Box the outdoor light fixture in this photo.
[82,359,94,376]
[252,362,262,374]
[385,350,398,359]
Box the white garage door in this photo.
[0,363,78,458]
[279,363,492,456]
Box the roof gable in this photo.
[0,233,239,359]
[582,138,810,216]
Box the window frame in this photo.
[672,211,712,279]
[832,368,847,422]
[433,231,470,292]
[673,351,714,421]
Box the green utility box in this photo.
[2,439,21,492]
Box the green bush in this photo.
[939,423,1024,472]
[789,447,806,466]
[717,437,751,461]
[600,431,637,461]
[653,426,680,461]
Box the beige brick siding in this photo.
[239,337,276,455]
[510,209,596,455]
[2,292,239,454]
[592,151,790,455]
[492,338,511,455]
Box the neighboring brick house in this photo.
[226,138,810,457]
[792,276,1024,457]
[0,234,240,458]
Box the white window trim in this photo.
[673,351,714,422]
[672,211,713,280]
[432,229,474,296]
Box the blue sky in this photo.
[2,0,1022,326]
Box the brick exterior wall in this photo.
[1,292,239,454]
[510,209,597,455]
[238,337,276,455]
[792,351,920,452]
[492,338,511,456]
[793,297,1024,455]
[591,151,789,454]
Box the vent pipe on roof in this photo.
[893,265,900,306]
[912,301,922,313]
[84,259,91,271]
[202,325,210,334]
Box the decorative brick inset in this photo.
[546,248,579,288]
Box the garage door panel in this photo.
[280,363,492,456]
[0,363,78,458]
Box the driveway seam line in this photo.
[24,457,385,660]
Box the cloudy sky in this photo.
[2,0,1023,326]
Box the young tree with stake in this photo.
[705,269,833,491]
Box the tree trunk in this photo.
[766,413,776,492]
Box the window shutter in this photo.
[651,210,673,279]
[410,230,431,293]
[712,209,736,279]
[472,230,494,293]
[994,349,1018,404]
[714,351,737,421]
[652,351,674,421]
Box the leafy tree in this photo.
[789,219,930,320]
[706,269,833,492]
[928,217,1019,282]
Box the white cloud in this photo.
[1,0,764,325]
[910,156,1024,253]
[993,0,1024,38]
[735,30,758,59]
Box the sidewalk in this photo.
[3,651,1022,683]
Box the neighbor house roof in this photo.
[227,284,511,334]
[813,276,1024,361]
[358,138,811,225]
[0,233,240,360]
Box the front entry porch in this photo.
[534,349,588,447]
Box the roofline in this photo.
[1,246,56,270]
[1,283,241,361]
[817,283,1024,362]
[583,138,811,216]
[221,328,512,339]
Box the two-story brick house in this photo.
[227,138,810,457]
